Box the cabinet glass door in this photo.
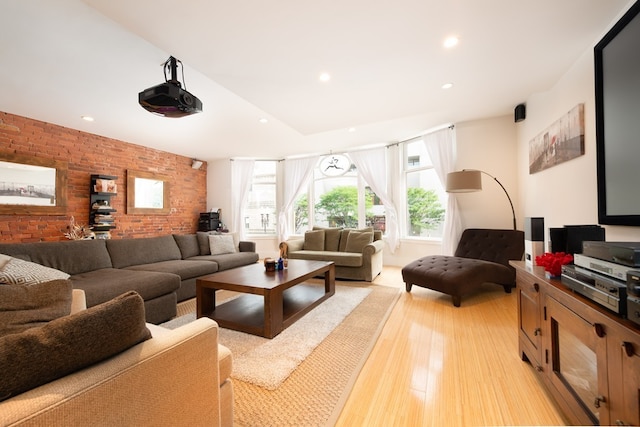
[546,297,608,425]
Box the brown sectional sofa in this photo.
[0,233,259,324]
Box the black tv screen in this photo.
[595,0,640,226]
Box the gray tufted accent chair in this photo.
[402,228,524,307]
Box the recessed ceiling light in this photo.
[81,115,94,122]
[348,127,356,132]
[444,36,459,48]
[259,118,268,124]
[319,72,331,82]
[441,83,454,90]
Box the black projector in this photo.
[138,82,202,118]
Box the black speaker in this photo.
[524,217,544,241]
[524,217,544,265]
[549,225,605,254]
[515,104,526,122]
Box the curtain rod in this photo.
[387,123,455,147]
[231,123,455,161]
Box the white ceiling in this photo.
[0,0,633,161]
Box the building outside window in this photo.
[245,160,277,235]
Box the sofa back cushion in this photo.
[303,230,325,251]
[454,228,525,267]
[312,227,342,251]
[106,236,182,269]
[0,240,112,275]
[173,234,200,259]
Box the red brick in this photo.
[0,112,207,243]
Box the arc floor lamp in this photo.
[446,169,517,230]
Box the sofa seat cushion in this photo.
[288,250,363,267]
[0,291,151,401]
[218,344,233,386]
[124,260,219,280]
[70,268,180,307]
[188,252,259,271]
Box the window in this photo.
[244,161,277,235]
[292,155,385,233]
[404,140,446,238]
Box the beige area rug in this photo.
[165,285,371,390]
[165,280,400,427]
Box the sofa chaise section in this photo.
[106,235,221,303]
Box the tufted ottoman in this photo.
[402,229,524,307]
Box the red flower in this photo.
[535,252,573,276]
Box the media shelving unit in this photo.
[89,174,117,239]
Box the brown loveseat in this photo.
[284,227,383,281]
[0,233,259,324]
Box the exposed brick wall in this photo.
[0,112,206,243]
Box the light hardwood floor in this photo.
[334,266,569,427]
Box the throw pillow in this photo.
[0,279,73,336]
[303,230,325,251]
[339,227,374,252]
[0,291,151,402]
[208,234,237,255]
[344,231,374,253]
[0,256,70,285]
[197,231,240,255]
[0,254,10,269]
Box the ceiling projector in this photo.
[138,56,202,118]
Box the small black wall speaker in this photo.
[514,104,526,123]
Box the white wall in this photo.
[517,7,640,248]
[454,115,519,230]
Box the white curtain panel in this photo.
[423,127,462,255]
[349,147,400,253]
[277,156,318,242]
[230,159,255,241]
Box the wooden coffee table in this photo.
[196,259,335,338]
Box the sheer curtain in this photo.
[230,159,255,241]
[423,127,462,255]
[349,147,400,253]
[277,156,318,242]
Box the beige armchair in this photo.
[0,291,234,427]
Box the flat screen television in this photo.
[595,0,640,226]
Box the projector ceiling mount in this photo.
[138,56,203,118]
